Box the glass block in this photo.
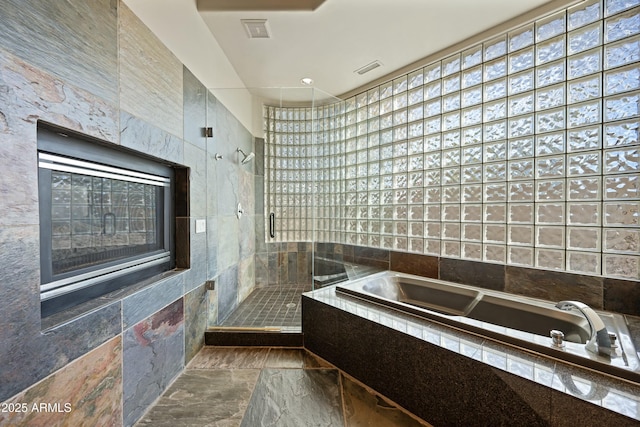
[463,204,483,222]
[604,36,640,69]
[509,203,534,223]
[536,60,566,87]
[606,174,639,200]
[537,36,566,65]
[462,87,483,108]
[536,226,565,248]
[443,131,461,149]
[508,138,535,159]
[424,62,442,83]
[483,203,507,223]
[484,162,507,181]
[463,126,483,145]
[408,105,424,122]
[409,238,424,253]
[567,251,601,274]
[568,74,601,104]
[463,146,483,165]
[605,92,640,121]
[442,241,461,258]
[510,47,535,73]
[509,247,534,266]
[443,149,461,167]
[410,205,424,220]
[537,156,565,179]
[424,117,441,135]
[569,126,602,152]
[569,177,602,200]
[395,237,408,251]
[509,182,534,201]
[443,168,461,185]
[463,166,483,184]
[605,228,640,253]
[443,74,461,95]
[485,142,508,162]
[569,0,602,30]
[510,24,535,52]
[484,121,507,142]
[410,188,424,204]
[395,220,408,235]
[605,9,640,43]
[409,222,424,238]
[424,239,440,255]
[603,254,640,278]
[568,202,601,225]
[462,243,483,260]
[443,54,461,76]
[393,94,408,111]
[606,0,640,15]
[425,135,441,152]
[425,205,442,222]
[484,224,506,243]
[605,64,640,96]
[484,79,508,101]
[442,204,461,222]
[485,58,507,81]
[509,160,535,181]
[537,12,566,42]
[509,70,535,95]
[484,100,507,122]
[393,109,408,126]
[568,48,602,79]
[605,119,639,148]
[536,180,566,201]
[460,185,482,203]
[443,94,461,113]
[462,66,483,88]
[508,115,535,138]
[425,99,441,118]
[408,70,424,90]
[509,92,535,116]
[484,244,507,263]
[567,227,602,251]
[484,183,508,202]
[537,248,566,270]
[425,222,441,238]
[568,151,602,175]
[382,236,394,249]
[605,147,640,173]
[462,107,483,126]
[393,76,408,95]
[485,36,508,61]
[408,122,423,138]
[568,22,602,56]
[536,108,565,133]
[425,187,441,204]
[509,225,534,245]
[568,100,601,128]
[604,201,640,225]
[463,46,483,69]
[443,112,461,131]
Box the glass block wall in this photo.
[264,0,640,279]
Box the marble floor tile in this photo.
[136,369,260,427]
[187,347,269,369]
[240,368,344,427]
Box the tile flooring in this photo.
[136,347,431,426]
[220,285,310,330]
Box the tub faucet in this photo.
[555,300,612,356]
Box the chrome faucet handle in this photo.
[555,300,612,356]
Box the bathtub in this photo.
[335,271,640,384]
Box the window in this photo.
[37,124,175,317]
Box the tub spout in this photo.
[555,300,612,356]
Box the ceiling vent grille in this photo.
[241,19,271,39]
[355,60,382,75]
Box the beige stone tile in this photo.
[187,347,269,369]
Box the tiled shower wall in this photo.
[0,1,254,426]
[265,0,640,281]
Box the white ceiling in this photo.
[197,0,564,100]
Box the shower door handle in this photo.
[269,212,275,238]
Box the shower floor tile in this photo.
[220,284,311,330]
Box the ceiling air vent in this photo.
[355,60,382,75]
[241,19,271,39]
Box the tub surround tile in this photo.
[239,168,256,217]
[505,267,604,308]
[240,368,344,427]
[390,251,439,278]
[119,111,183,165]
[217,216,240,272]
[217,265,239,324]
[122,274,184,329]
[184,283,208,364]
[118,3,183,138]
[604,278,640,316]
[440,258,506,291]
[255,137,265,177]
[238,256,256,303]
[186,220,208,293]
[136,369,260,427]
[184,142,207,218]
[123,299,185,426]
[206,215,219,280]
[0,336,122,427]
[239,214,256,260]
[207,288,219,327]
[206,149,219,217]
[0,0,118,104]
[255,252,269,286]
[188,347,269,369]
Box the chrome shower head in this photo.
[237,148,255,164]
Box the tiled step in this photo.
[205,328,303,347]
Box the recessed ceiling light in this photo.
[354,60,383,75]
[241,19,270,39]
[300,77,314,86]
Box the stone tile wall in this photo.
[0,1,255,426]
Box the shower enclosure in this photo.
[207,87,342,332]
